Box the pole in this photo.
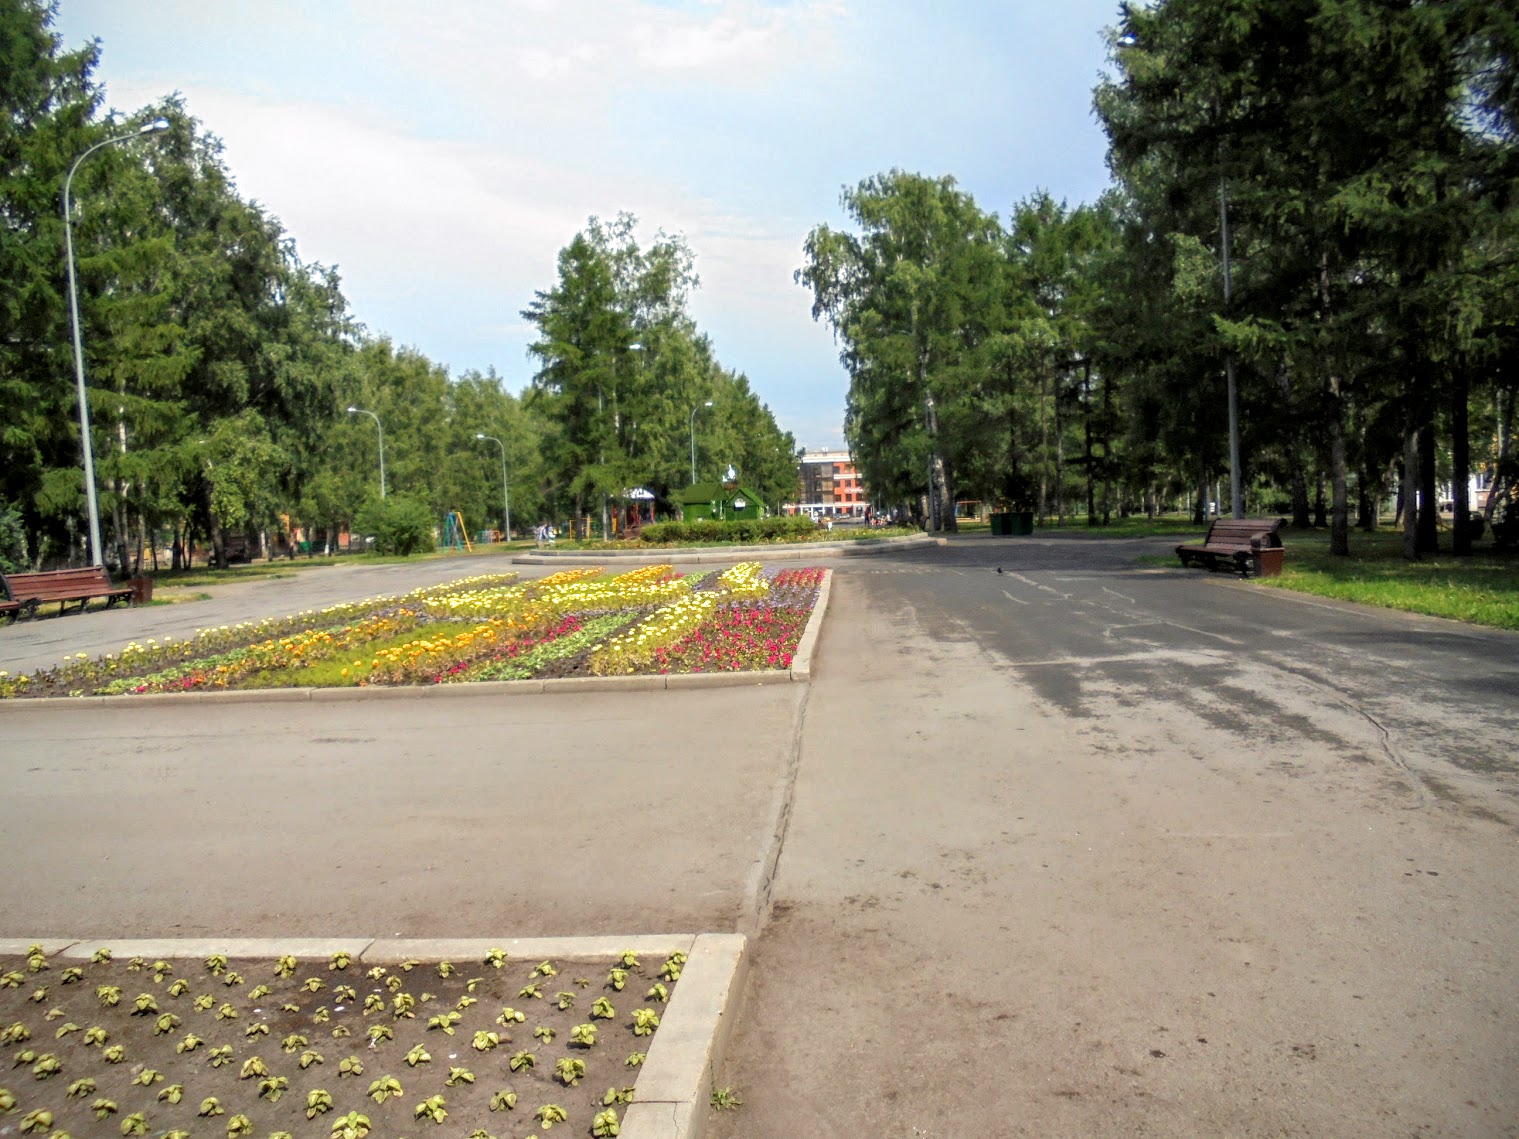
[688,400,712,485]
[1221,178,1243,519]
[477,434,510,540]
[63,122,169,566]
[348,407,385,498]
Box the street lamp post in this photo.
[688,400,713,485]
[347,406,385,499]
[64,118,171,567]
[475,433,511,541]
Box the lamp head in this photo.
[704,400,714,407]
[346,406,358,414]
[476,433,486,440]
[142,118,171,134]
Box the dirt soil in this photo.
[0,948,680,1137]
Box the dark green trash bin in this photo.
[989,512,1011,535]
[1008,511,1034,536]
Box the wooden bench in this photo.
[1,566,135,620]
[1176,518,1286,578]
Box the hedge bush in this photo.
[353,493,436,555]
[638,516,818,545]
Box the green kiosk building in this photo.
[678,465,766,522]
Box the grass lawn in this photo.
[1258,527,1519,630]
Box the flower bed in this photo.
[0,943,681,1138]
[0,565,825,698]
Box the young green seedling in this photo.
[606,969,627,992]
[413,1094,447,1124]
[329,952,352,971]
[645,982,669,1003]
[0,1088,15,1111]
[333,985,357,1003]
[591,997,615,1020]
[244,1022,269,1038]
[367,1075,403,1105]
[240,1057,269,1080]
[330,1111,371,1139]
[67,1076,96,1098]
[192,995,214,1011]
[282,1033,308,1053]
[158,1084,184,1104]
[0,1023,27,1043]
[17,1108,52,1133]
[30,1053,61,1078]
[167,979,190,997]
[472,1030,500,1052]
[207,1045,233,1068]
[517,984,541,999]
[631,1008,660,1036]
[618,950,640,969]
[273,955,298,978]
[259,1076,289,1102]
[488,1090,517,1111]
[508,1050,535,1072]
[226,1115,253,1137]
[591,1107,621,1137]
[299,1049,324,1069]
[426,1011,461,1034]
[248,984,271,1000]
[391,993,415,1019]
[365,966,387,981]
[222,971,244,986]
[555,991,576,1010]
[313,1005,331,1023]
[363,993,385,1014]
[96,985,123,1007]
[404,1045,430,1067]
[91,948,112,964]
[710,1086,743,1110]
[102,1044,125,1063]
[84,1026,108,1046]
[445,1066,475,1087]
[603,1087,635,1106]
[129,1067,162,1086]
[535,1104,567,1129]
[436,961,455,978]
[154,1013,180,1035]
[339,1056,364,1076]
[91,1098,118,1119]
[306,1089,334,1119]
[534,1026,555,1043]
[59,967,83,984]
[531,960,557,978]
[399,959,422,972]
[302,977,326,993]
[198,1097,224,1117]
[330,1024,352,1039]
[215,1003,238,1020]
[553,1057,586,1086]
[569,1023,598,1047]
[204,955,228,976]
[497,1006,526,1025]
[483,948,507,969]
[366,1025,393,1045]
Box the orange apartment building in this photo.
[790,448,866,516]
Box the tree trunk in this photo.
[1083,360,1096,526]
[1291,468,1311,530]
[1054,376,1066,525]
[1194,464,1207,526]
[1313,474,1327,529]
[1402,426,1419,561]
[1452,369,1470,556]
[923,387,954,532]
[1416,422,1438,554]
[1037,366,1049,523]
[1329,401,1349,556]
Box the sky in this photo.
[54,0,1120,452]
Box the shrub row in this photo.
[638,516,819,545]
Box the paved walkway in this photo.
[2,534,1515,1136]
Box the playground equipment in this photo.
[441,510,473,553]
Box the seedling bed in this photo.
[0,944,685,1136]
[0,564,825,699]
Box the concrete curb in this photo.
[513,533,942,565]
[788,567,832,682]
[0,568,836,711]
[13,933,746,1139]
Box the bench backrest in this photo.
[1204,518,1284,548]
[3,566,118,599]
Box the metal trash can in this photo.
[129,576,153,604]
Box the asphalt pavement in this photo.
[2,534,1515,1137]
